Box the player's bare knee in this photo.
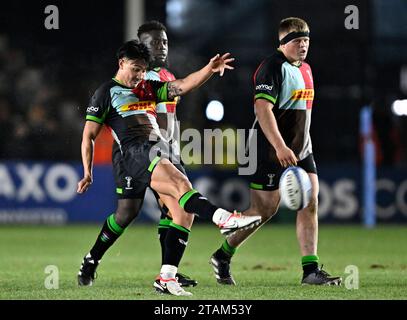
[171,208,194,229]
[174,176,192,196]
[182,213,194,229]
[307,198,318,215]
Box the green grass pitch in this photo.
[0,224,406,300]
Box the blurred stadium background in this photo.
[1,0,406,224]
[0,0,407,300]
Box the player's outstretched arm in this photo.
[167,53,234,100]
[77,121,103,194]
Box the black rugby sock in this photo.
[302,255,319,276]
[163,223,190,267]
[89,214,125,261]
[179,190,218,220]
[158,217,172,264]
[214,240,237,261]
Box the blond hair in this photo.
[279,17,309,39]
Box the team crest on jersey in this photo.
[125,176,133,190]
[266,173,276,186]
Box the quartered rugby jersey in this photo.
[86,78,172,150]
[146,67,178,114]
[251,49,314,161]
[146,67,180,142]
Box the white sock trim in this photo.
[160,264,178,280]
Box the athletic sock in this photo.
[157,217,172,265]
[214,240,236,261]
[163,222,190,267]
[89,214,125,261]
[302,255,319,276]
[179,189,218,220]
[160,264,178,281]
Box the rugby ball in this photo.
[279,166,312,210]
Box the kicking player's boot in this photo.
[77,253,99,286]
[176,272,198,287]
[210,254,236,285]
[301,265,342,286]
[214,209,262,237]
[153,277,193,296]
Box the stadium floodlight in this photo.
[166,0,186,29]
[206,100,224,121]
[391,99,407,116]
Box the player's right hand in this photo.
[209,53,235,77]
[276,145,297,167]
[77,175,93,194]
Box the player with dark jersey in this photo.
[248,41,317,185]
[210,17,342,286]
[76,39,261,296]
[112,21,196,291]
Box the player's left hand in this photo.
[210,53,235,76]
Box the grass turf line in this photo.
[0,224,406,300]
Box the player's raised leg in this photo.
[210,189,279,285]
[150,158,262,235]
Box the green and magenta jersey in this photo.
[145,67,180,143]
[251,49,315,162]
[85,78,172,151]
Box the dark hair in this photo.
[137,20,167,38]
[116,39,151,63]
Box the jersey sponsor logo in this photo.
[120,100,156,112]
[255,84,273,91]
[291,89,314,101]
[86,106,99,113]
